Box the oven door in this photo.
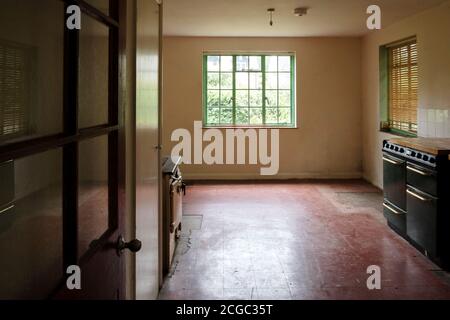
[383,152,407,211]
[383,201,407,235]
[407,186,438,257]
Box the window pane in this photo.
[279,108,292,124]
[249,56,261,71]
[0,0,64,144]
[0,149,62,299]
[78,135,109,258]
[79,14,109,128]
[236,90,249,107]
[266,108,278,124]
[278,56,291,72]
[249,90,262,107]
[388,41,418,134]
[266,56,278,72]
[266,73,278,89]
[207,73,220,89]
[250,109,263,125]
[207,90,220,107]
[236,56,249,71]
[220,73,233,89]
[220,90,233,107]
[207,56,220,71]
[207,108,220,125]
[279,90,291,107]
[84,0,109,15]
[220,56,233,72]
[220,108,233,124]
[236,108,249,125]
[236,72,249,89]
[279,73,291,90]
[266,90,278,107]
[203,54,296,127]
[249,73,262,89]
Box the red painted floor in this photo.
[159,180,450,300]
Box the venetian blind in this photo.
[0,42,27,138]
[389,39,418,134]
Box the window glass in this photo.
[84,0,110,15]
[78,135,109,258]
[0,149,63,299]
[78,14,110,129]
[0,0,64,144]
[388,41,418,134]
[204,54,295,127]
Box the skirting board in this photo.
[363,173,383,190]
[182,172,363,181]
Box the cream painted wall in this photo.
[361,1,450,188]
[162,37,362,180]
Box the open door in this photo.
[0,0,132,300]
[135,0,161,300]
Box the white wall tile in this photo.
[428,109,436,122]
[427,122,437,137]
[436,123,445,137]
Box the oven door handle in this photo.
[383,203,403,215]
[407,189,433,202]
[407,165,433,177]
[383,156,404,165]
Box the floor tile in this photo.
[256,288,292,300]
[223,288,256,300]
[224,271,256,289]
[254,272,289,289]
[184,288,224,300]
[190,273,224,289]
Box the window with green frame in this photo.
[203,54,296,127]
[379,38,418,137]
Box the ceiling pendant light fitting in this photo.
[267,8,275,26]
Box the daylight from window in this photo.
[204,54,296,127]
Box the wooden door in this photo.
[0,0,130,300]
[135,0,161,300]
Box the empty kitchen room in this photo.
[1,0,450,314]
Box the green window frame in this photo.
[203,53,296,128]
[379,37,418,137]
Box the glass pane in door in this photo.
[0,0,64,145]
[78,135,109,258]
[84,0,110,15]
[78,14,110,129]
[0,149,63,299]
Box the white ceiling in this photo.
[163,0,446,37]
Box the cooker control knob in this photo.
[410,151,416,157]
[394,147,399,152]
[417,153,422,159]
[423,155,429,161]
[400,148,405,153]
[429,158,436,164]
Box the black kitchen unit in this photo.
[383,139,450,270]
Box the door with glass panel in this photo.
[0,0,129,299]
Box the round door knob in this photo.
[117,236,142,255]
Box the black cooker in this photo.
[383,140,450,270]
